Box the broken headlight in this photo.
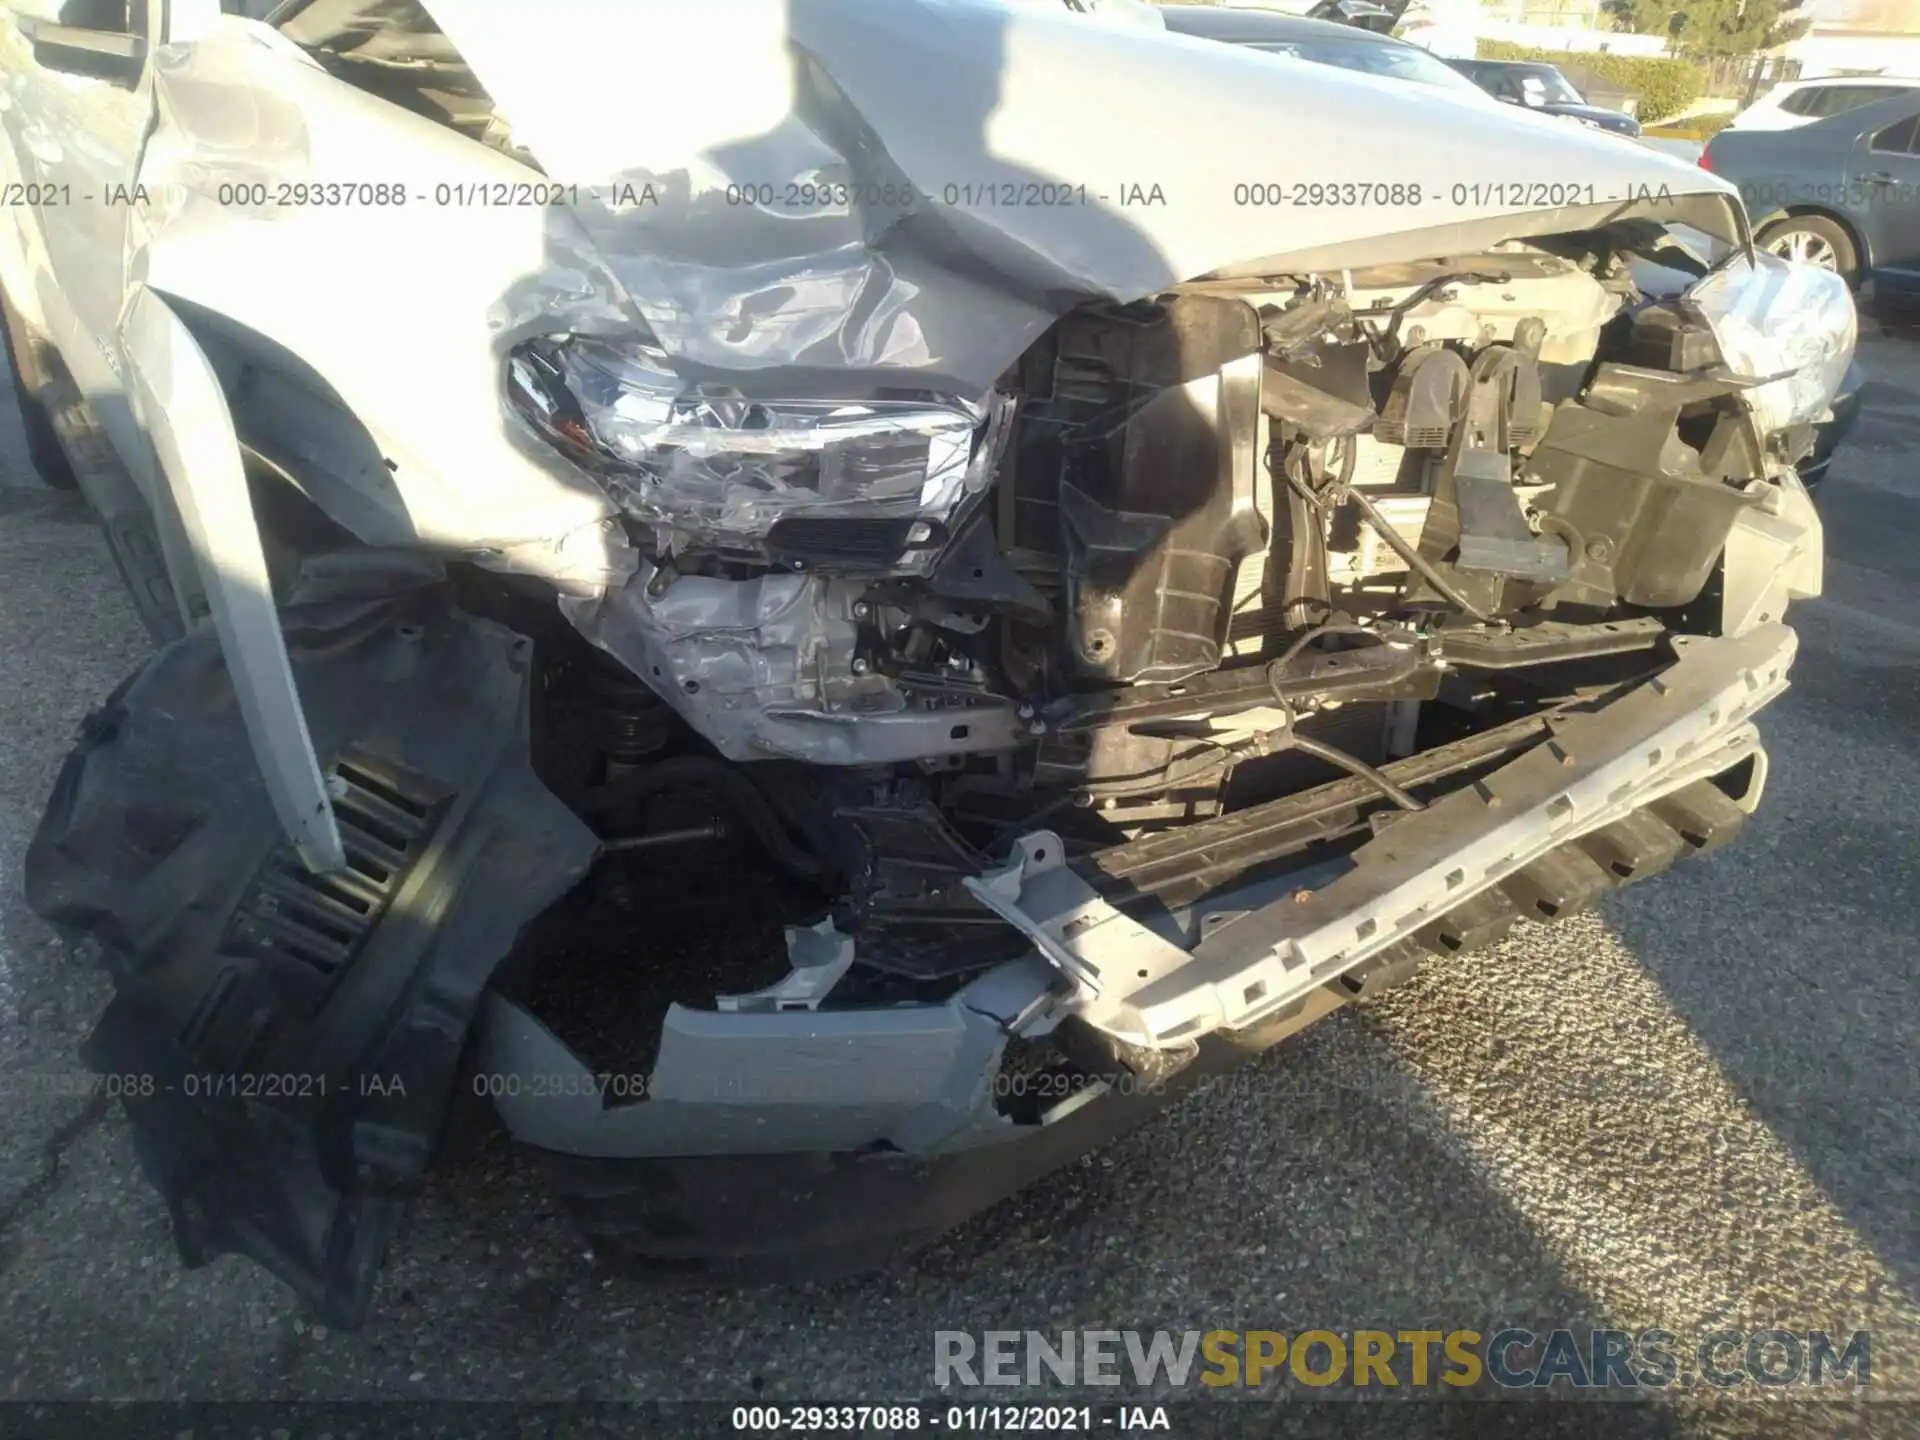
[1688,249,1856,435]
[506,335,1001,559]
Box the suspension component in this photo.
[587,666,675,781]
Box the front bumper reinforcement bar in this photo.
[969,623,1796,1049]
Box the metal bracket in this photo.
[1453,451,1572,582]
[963,831,1199,1048]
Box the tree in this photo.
[1601,0,1814,55]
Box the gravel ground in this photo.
[0,319,1915,1435]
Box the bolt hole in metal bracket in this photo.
[963,832,1196,1049]
[967,624,1798,1052]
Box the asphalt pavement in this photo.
[0,318,1915,1434]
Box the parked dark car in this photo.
[1159,5,1499,96]
[1447,58,1644,137]
[1703,88,1920,296]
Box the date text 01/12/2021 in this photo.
[0,1070,404,1101]
[729,1405,1173,1433]
[13,181,670,209]
[12,176,1683,212]
[465,1072,1158,1101]
[1229,180,1680,208]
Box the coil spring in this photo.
[587,668,674,776]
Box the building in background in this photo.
[1206,0,1920,74]
[1475,0,1605,26]
[1388,0,1485,54]
[1781,0,1920,77]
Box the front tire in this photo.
[1757,214,1860,288]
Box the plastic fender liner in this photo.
[23,561,598,1328]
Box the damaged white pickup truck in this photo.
[4,0,1847,1326]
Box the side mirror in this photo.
[17,17,145,87]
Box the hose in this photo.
[1275,432,1489,622]
[1338,482,1497,624]
[580,756,832,880]
[1265,613,1426,813]
[1278,432,1356,513]
[1269,620,1386,681]
[1287,732,1426,813]
[1360,270,1511,361]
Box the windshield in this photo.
[1251,39,1490,94]
[1511,66,1586,106]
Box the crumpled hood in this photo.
[423,0,1737,393]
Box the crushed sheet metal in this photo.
[119,284,344,873]
[1122,623,1799,1043]
[561,560,1026,764]
[421,0,1737,395]
[478,955,1062,1159]
[134,18,628,586]
[965,832,1200,1048]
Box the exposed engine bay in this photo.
[10,0,1842,1330]
[28,218,1834,1326]
[501,233,1817,985]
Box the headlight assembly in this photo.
[1688,248,1857,435]
[505,334,1006,561]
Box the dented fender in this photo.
[130,17,626,586]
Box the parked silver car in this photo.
[3,0,1846,1325]
[1726,74,1920,135]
